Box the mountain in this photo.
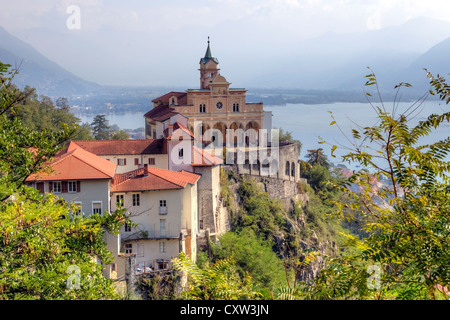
[0,25,100,98]
[242,17,450,95]
[401,36,450,90]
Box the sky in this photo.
[1,0,450,87]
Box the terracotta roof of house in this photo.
[111,167,201,192]
[191,146,223,167]
[26,142,116,181]
[72,139,166,155]
[151,91,188,106]
[144,104,179,120]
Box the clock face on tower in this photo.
[216,101,223,109]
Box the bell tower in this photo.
[199,37,220,89]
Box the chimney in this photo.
[143,164,149,176]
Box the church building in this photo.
[145,38,272,146]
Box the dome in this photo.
[212,74,228,83]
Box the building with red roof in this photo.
[26,141,116,217]
[109,165,201,268]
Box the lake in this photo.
[78,100,450,169]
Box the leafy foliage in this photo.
[0,64,75,202]
[172,252,261,300]
[91,114,111,140]
[210,229,286,292]
[314,68,450,300]
[305,148,330,169]
[0,62,129,299]
[0,194,119,299]
[233,176,285,241]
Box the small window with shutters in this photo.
[134,158,139,165]
[148,158,156,165]
[68,181,77,193]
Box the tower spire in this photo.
[204,36,212,59]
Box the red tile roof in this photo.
[192,146,223,166]
[72,139,166,155]
[26,142,116,181]
[111,167,201,192]
[144,105,179,121]
[151,91,188,106]
[164,122,195,140]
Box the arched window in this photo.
[291,162,295,177]
[285,161,290,176]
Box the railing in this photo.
[159,206,168,215]
[147,229,178,239]
[123,228,179,241]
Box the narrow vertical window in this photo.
[132,194,140,206]
[160,219,166,237]
[137,243,144,257]
[116,194,124,206]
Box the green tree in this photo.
[234,177,285,242]
[277,127,302,152]
[172,252,261,300]
[72,122,95,141]
[305,148,330,169]
[91,114,111,140]
[110,130,130,140]
[55,97,70,111]
[303,164,330,191]
[305,69,450,300]
[0,61,129,299]
[0,64,75,201]
[211,229,287,292]
[0,194,123,299]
